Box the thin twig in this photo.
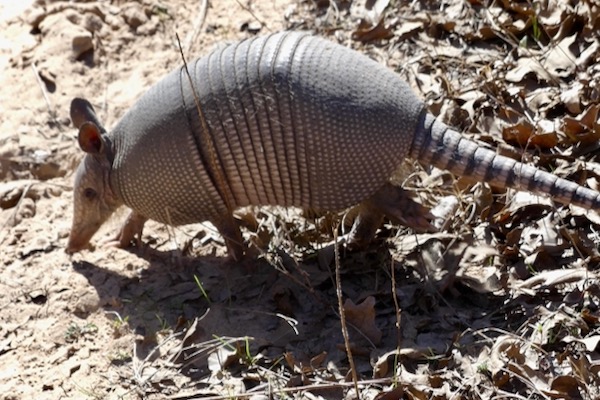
[184,0,209,54]
[175,33,241,253]
[389,257,402,380]
[168,378,394,399]
[334,223,360,398]
[31,62,59,126]
[234,0,269,32]
[0,182,35,246]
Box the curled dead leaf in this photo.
[352,19,393,42]
[515,268,592,295]
[351,0,393,42]
[548,375,584,398]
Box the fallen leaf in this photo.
[343,296,382,345]
[548,375,584,398]
[543,33,578,79]
[502,120,559,148]
[506,56,553,82]
[562,104,600,144]
[562,335,600,352]
[515,268,593,294]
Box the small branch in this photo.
[31,62,58,125]
[334,223,360,398]
[234,0,269,32]
[184,0,209,53]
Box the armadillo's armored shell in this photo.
[109,32,425,226]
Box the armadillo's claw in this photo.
[346,206,384,251]
[104,210,147,249]
[65,241,93,254]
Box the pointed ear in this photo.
[70,98,106,132]
[78,121,106,154]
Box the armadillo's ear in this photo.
[70,98,106,132]
[78,122,106,155]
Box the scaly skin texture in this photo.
[67,31,600,260]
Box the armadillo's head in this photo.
[66,99,121,254]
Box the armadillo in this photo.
[66,31,600,260]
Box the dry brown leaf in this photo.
[562,335,600,352]
[505,191,554,215]
[207,346,239,373]
[509,361,552,393]
[169,317,206,365]
[560,82,584,114]
[429,195,459,231]
[515,268,592,295]
[373,349,397,378]
[547,375,584,398]
[538,0,567,26]
[567,346,597,385]
[394,20,422,39]
[562,104,600,144]
[581,308,600,325]
[577,39,599,67]
[455,244,503,293]
[526,88,560,115]
[351,0,390,24]
[310,351,327,368]
[374,387,406,400]
[352,18,393,42]
[489,335,524,380]
[519,212,563,258]
[543,33,578,78]
[394,232,457,256]
[351,0,393,42]
[502,120,559,148]
[506,56,552,82]
[283,351,298,371]
[343,296,382,345]
[458,89,486,121]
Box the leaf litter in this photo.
[1,0,600,399]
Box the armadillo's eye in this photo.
[83,188,97,200]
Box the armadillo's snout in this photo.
[65,224,99,254]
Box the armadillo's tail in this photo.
[409,113,600,209]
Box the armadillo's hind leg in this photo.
[213,214,244,261]
[347,183,435,250]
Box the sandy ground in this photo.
[2,1,599,399]
[0,2,300,398]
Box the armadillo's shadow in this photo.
[70,241,508,378]
[69,244,340,371]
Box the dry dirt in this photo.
[1,1,600,399]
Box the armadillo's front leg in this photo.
[213,215,244,261]
[104,210,148,249]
